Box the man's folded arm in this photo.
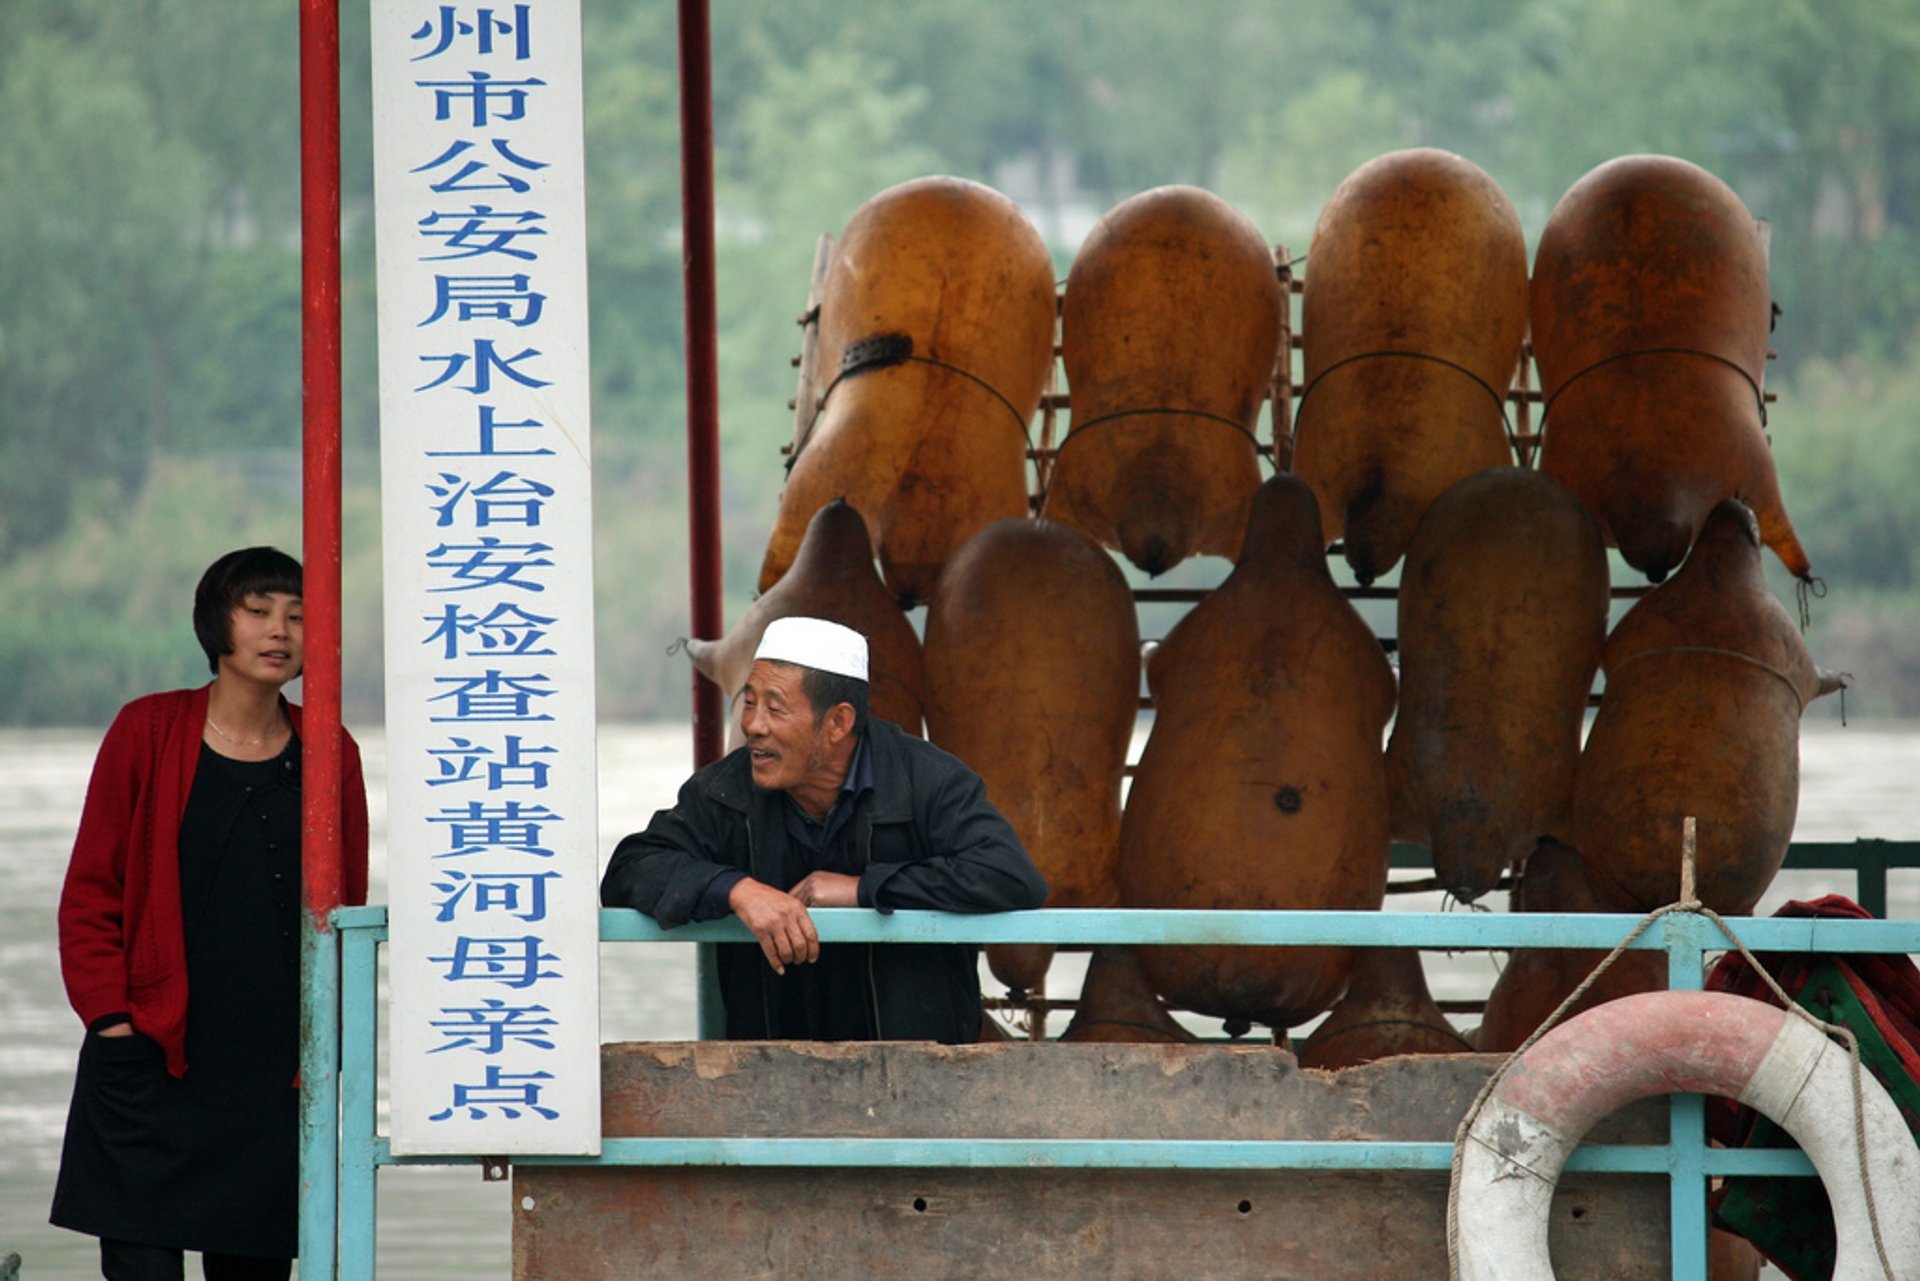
[861,768,1048,914]
[600,775,741,927]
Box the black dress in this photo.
[51,739,304,1259]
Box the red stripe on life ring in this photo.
[1495,990,1784,1137]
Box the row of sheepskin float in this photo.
[690,148,1839,1061]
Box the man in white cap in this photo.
[601,616,1046,1042]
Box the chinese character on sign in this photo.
[427,800,561,859]
[410,4,534,61]
[429,934,562,988]
[422,602,558,659]
[416,339,551,394]
[428,1066,558,1122]
[412,138,550,194]
[426,734,557,789]
[428,669,557,722]
[424,539,555,593]
[419,71,547,127]
[427,470,555,528]
[428,998,558,1053]
[417,205,547,262]
[420,273,548,327]
[425,406,556,458]
[430,868,560,922]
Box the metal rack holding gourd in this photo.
[776,228,1786,1036]
[779,233,1780,694]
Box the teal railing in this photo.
[303,838,1920,1280]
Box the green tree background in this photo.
[2,0,1917,723]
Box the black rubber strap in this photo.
[804,343,1038,488]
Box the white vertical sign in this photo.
[371,0,600,1156]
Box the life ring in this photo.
[1452,989,1920,1280]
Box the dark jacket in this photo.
[601,718,1046,1042]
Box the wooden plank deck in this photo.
[515,1041,1671,1278]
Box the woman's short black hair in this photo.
[193,546,303,674]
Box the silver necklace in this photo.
[206,713,276,747]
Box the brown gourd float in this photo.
[1573,498,1842,915]
[1059,946,1198,1044]
[1532,154,1813,585]
[1042,186,1279,575]
[1118,475,1395,1031]
[923,518,1138,993]
[689,499,925,745]
[1295,948,1471,1071]
[757,176,1056,605]
[1472,839,1666,1054]
[1293,148,1528,585]
[1384,467,1609,901]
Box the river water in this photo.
[3,720,1915,1278]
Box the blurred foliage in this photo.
[2,0,1919,722]
[1767,345,1920,716]
[1771,347,1920,595]
[0,455,389,723]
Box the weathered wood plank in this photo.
[514,1042,1670,1279]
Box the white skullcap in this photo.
[753,616,869,682]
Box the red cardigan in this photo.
[58,685,370,1076]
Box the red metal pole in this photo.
[678,0,725,770]
[299,0,344,921]
[296,2,345,1269]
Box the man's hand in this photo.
[789,871,860,908]
[727,877,819,975]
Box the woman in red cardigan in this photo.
[52,547,370,1281]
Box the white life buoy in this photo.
[1452,989,1920,1280]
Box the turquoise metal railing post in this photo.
[299,920,342,1278]
[1665,910,1711,1281]
[340,918,381,1281]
